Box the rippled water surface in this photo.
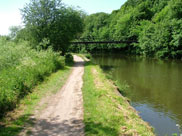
[92,54,182,136]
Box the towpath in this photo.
[27,55,85,136]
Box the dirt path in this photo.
[27,55,85,136]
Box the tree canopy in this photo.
[78,0,182,59]
[21,0,84,54]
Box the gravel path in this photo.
[29,55,85,136]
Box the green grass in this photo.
[82,62,155,136]
[0,66,72,136]
[0,39,64,117]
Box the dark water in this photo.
[92,54,182,136]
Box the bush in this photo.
[0,39,64,117]
[85,54,91,59]
[65,53,74,65]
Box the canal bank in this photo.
[82,60,155,135]
[91,53,182,135]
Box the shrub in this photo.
[85,54,91,59]
[65,53,74,65]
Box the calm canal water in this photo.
[92,54,182,136]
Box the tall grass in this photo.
[0,38,64,117]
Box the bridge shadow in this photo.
[73,61,85,67]
[73,60,96,67]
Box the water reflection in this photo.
[92,54,182,136]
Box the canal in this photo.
[92,54,182,136]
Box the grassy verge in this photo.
[82,62,155,136]
[0,66,72,136]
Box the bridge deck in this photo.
[70,40,136,45]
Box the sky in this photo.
[0,0,127,35]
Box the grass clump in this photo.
[0,39,64,117]
[82,62,155,136]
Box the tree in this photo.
[21,0,84,54]
[9,26,22,40]
[77,0,182,58]
[169,0,182,19]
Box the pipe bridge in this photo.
[70,40,136,45]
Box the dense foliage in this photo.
[76,0,182,59]
[0,38,64,117]
[21,0,84,54]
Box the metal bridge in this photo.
[70,40,137,45]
